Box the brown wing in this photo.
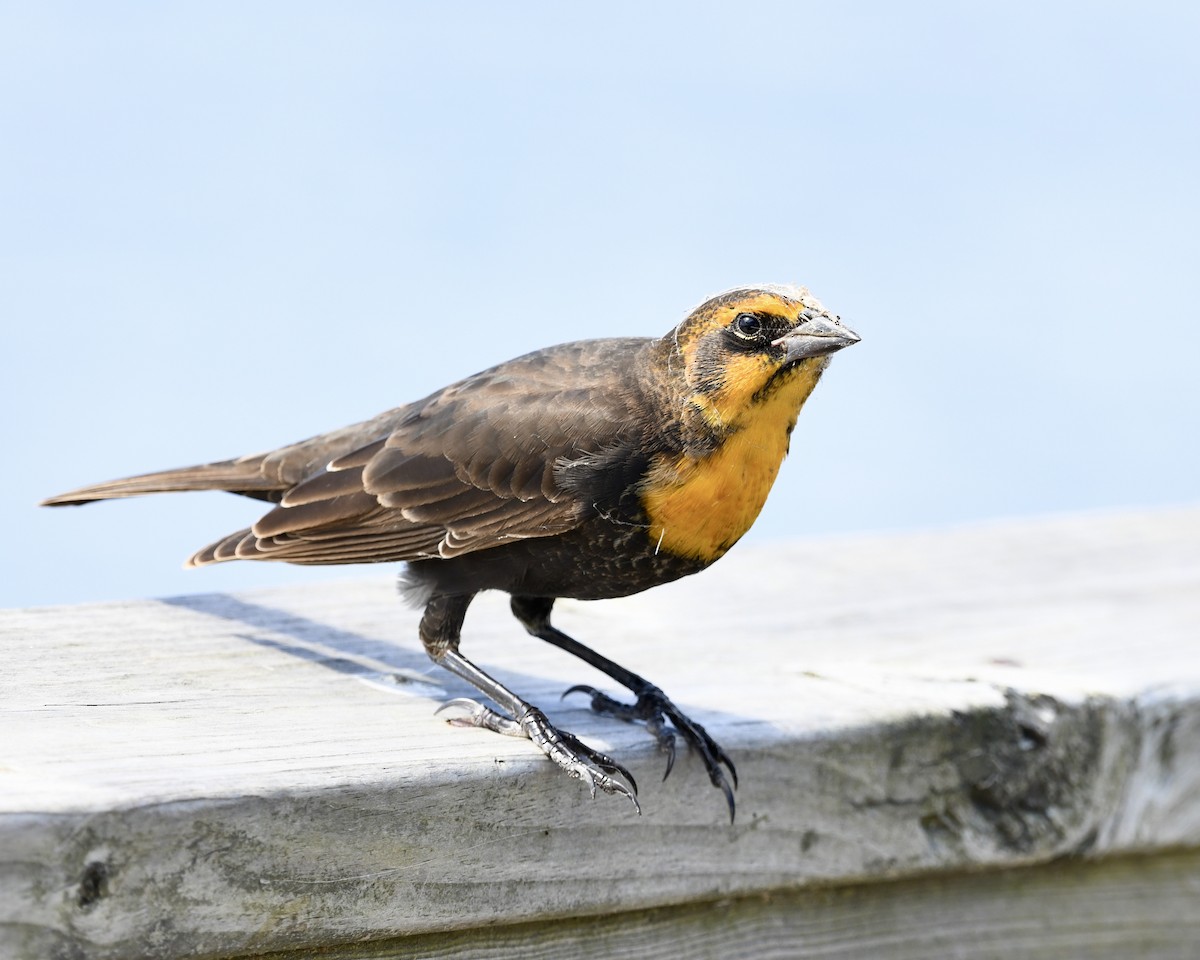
[187,337,655,567]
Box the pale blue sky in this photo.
[4,2,1197,607]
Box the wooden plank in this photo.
[1,506,1199,959]
[246,850,1200,960]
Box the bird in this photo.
[42,284,860,820]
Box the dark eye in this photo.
[733,313,763,339]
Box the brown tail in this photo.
[40,457,286,507]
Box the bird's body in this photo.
[43,284,859,818]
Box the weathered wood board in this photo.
[248,850,1200,960]
[2,506,1199,958]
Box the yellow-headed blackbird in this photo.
[42,284,859,819]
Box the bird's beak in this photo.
[773,315,861,364]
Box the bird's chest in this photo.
[639,378,812,564]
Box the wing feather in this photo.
[280,466,373,506]
[185,337,656,567]
[252,492,382,539]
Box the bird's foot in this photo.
[564,683,737,821]
[436,698,640,812]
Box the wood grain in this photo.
[248,851,1200,960]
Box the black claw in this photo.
[618,765,639,798]
[442,695,641,812]
[644,716,676,781]
[718,774,736,823]
[565,680,737,818]
[660,733,676,782]
[558,729,639,797]
[718,746,739,789]
[563,684,630,718]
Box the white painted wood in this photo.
[2,506,1199,959]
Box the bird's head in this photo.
[662,284,860,428]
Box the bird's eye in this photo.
[732,313,763,339]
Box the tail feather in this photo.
[40,457,285,507]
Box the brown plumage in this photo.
[42,284,860,819]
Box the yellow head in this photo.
[664,284,860,430]
[641,284,860,562]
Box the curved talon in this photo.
[517,706,640,811]
[559,730,640,807]
[717,776,736,824]
[657,703,738,820]
[435,697,524,736]
[640,713,676,781]
[435,697,486,718]
[565,681,737,820]
[662,703,738,789]
[437,699,640,811]
[562,684,614,709]
[604,778,640,813]
[645,717,677,781]
[720,748,739,789]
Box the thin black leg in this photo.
[418,591,638,808]
[511,595,737,821]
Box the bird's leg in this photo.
[510,595,737,821]
[419,593,638,809]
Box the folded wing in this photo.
[45,338,654,568]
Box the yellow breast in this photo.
[641,363,824,563]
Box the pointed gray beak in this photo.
[773,315,861,364]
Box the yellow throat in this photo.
[641,361,825,563]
